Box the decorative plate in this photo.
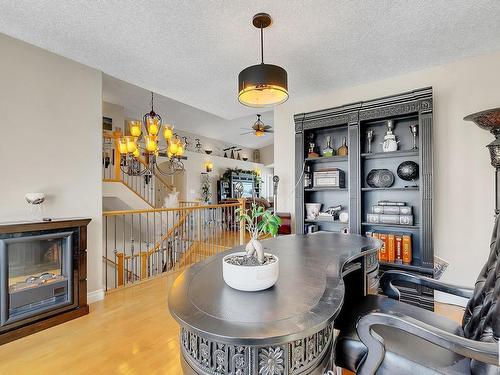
[366,169,395,188]
[397,161,419,181]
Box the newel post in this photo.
[237,198,246,245]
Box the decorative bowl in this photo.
[223,252,279,291]
[397,161,419,181]
[366,169,395,188]
[25,193,46,205]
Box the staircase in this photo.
[102,130,244,291]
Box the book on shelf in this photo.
[402,234,412,265]
[372,205,412,215]
[367,213,414,226]
[378,200,406,206]
[366,231,412,265]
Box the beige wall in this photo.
[274,51,500,296]
[0,34,103,295]
[103,101,125,133]
[259,144,274,167]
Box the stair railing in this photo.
[102,200,245,291]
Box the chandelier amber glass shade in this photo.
[145,135,158,152]
[129,121,142,137]
[163,125,174,140]
[125,136,138,153]
[238,64,288,107]
[118,138,128,154]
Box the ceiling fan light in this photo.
[238,64,288,107]
[255,130,265,137]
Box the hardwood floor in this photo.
[0,273,465,375]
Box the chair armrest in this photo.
[380,270,474,300]
[356,311,499,375]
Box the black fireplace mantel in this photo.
[0,218,91,345]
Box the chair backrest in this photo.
[462,215,500,373]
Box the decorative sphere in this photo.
[397,161,419,181]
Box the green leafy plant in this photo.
[236,203,281,239]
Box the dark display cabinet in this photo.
[294,87,434,310]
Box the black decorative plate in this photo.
[366,169,395,188]
[397,161,419,181]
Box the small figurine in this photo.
[307,133,319,158]
[382,120,399,152]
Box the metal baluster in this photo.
[130,214,135,283]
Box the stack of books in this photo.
[366,231,412,265]
[366,200,414,226]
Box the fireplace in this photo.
[0,218,90,345]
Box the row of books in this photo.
[366,231,412,264]
[367,200,414,226]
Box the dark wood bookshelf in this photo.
[294,87,434,310]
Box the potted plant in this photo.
[222,203,281,291]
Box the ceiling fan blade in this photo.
[265,130,274,133]
[263,125,272,130]
[239,131,254,135]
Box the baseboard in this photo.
[87,289,105,304]
[434,291,468,307]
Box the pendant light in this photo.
[238,13,288,108]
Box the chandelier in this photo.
[118,92,186,176]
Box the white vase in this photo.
[222,251,279,292]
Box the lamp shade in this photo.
[238,64,288,107]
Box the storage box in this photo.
[372,205,412,215]
[313,169,345,188]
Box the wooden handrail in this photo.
[103,202,240,216]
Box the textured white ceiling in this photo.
[103,74,274,149]
[1,0,500,122]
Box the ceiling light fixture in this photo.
[118,92,186,176]
[238,13,288,108]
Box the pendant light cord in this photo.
[150,91,154,112]
[260,23,264,64]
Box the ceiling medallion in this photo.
[238,13,288,108]
[118,92,186,176]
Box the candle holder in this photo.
[409,124,418,150]
[464,107,500,214]
[366,130,374,153]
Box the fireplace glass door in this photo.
[1,232,73,326]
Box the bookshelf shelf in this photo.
[361,222,419,229]
[305,219,348,224]
[361,150,419,160]
[305,155,348,163]
[361,187,419,191]
[305,187,348,192]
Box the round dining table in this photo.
[169,232,381,375]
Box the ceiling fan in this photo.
[240,114,273,137]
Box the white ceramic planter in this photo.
[222,252,279,292]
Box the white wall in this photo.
[259,144,274,167]
[274,51,500,294]
[103,101,125,132]
[0,34,103,295]
[166,151,272,204]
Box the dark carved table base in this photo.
[180,324,335,375]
